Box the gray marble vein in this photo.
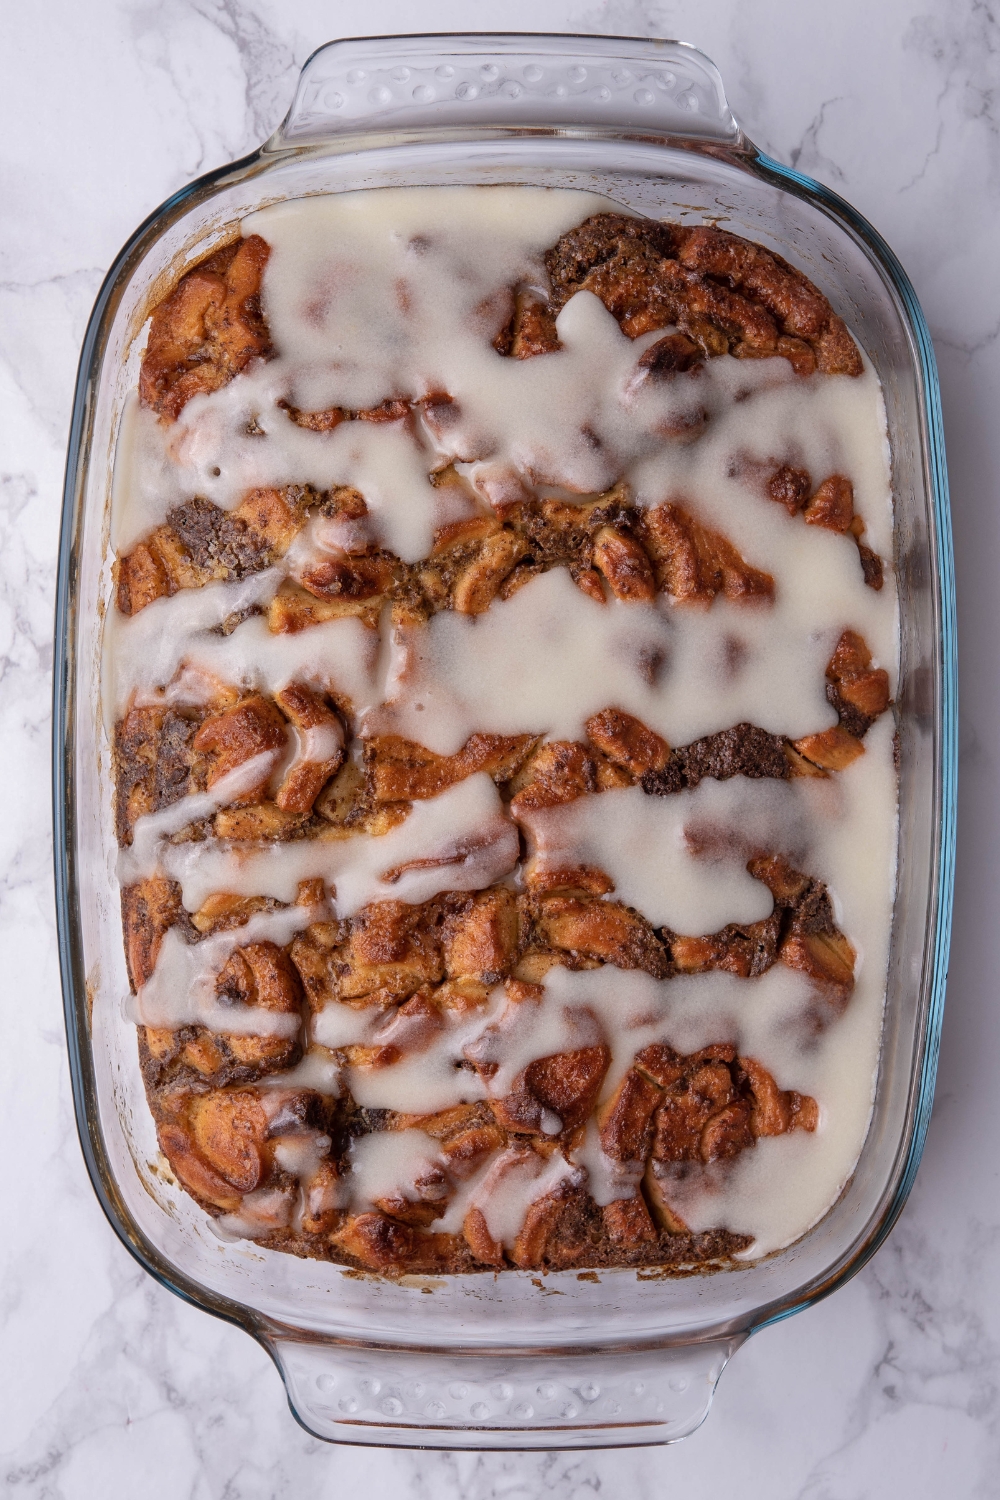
[1,0,997,1494]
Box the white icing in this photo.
[375,537,893,756]
[429,1154,501,1236]
[305,420,442,564]
[272,1132,332,1179]
[110,393,153,554]
[121,749,284,883]
[158,773,517,916]
[134,660,237,711]
[214,1187,295,1240]
[571,1117,644,1207]
[310,1001,380,1052]
[629,346,896,563]
[346,1128,443,1210]
[343,1051,489,1116]
[464,991,604,1101]
[297,722,343,763]
[520,778,809,935]
[471,1148,578,1250]
[107,582,379,723]
[133,902,318,1033]
[248,187,616,415]
[339,998,496,1116]
[257,1046,341,1096]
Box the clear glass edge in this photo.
[262,33,742,149]
[51,109,956,1385]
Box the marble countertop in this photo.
[2,0,996,1493]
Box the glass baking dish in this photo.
[52,33,955,1449]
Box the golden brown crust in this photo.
[498,1174,751,1271]
[116,480,776,624]
[441,888,519,984]
[640,501,775,605]
[136,926,306,1090]
[493,289,562,359]
[116,623,877,1128]
[157,1088,269,1207]
[366,731,536,804]
[825,628,892,730]
[114,702,211,845]
[273,684,345,814]
[193,695,287,800]
[614,1045,820,1172]
[118,651,872,1029]
[598,1066,664,1162]
[154,1085,337,1219]
[139,1023,300,1092]
[116,487,316,617]
[543,214,863,375]
[591,525,657,601]
[528,892,672,978]
[121,877,187,990]
[122,215,869,633]
[491,1045,612,1136]
[508,740,600,815]
[748,854,856,1014]
[215,940,302,1012]
[804,474,855,533]
[584,708,671,777]
[114,684,352,846]
[139,235,272,420]
[279,396,411,432]
[330,1214,474,1273]
[463,1205,505,1265]
[757,462,885,592]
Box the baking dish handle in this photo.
[264,33,743,152]
[268,1333,742,1448]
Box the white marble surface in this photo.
[1,0,996,1492]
